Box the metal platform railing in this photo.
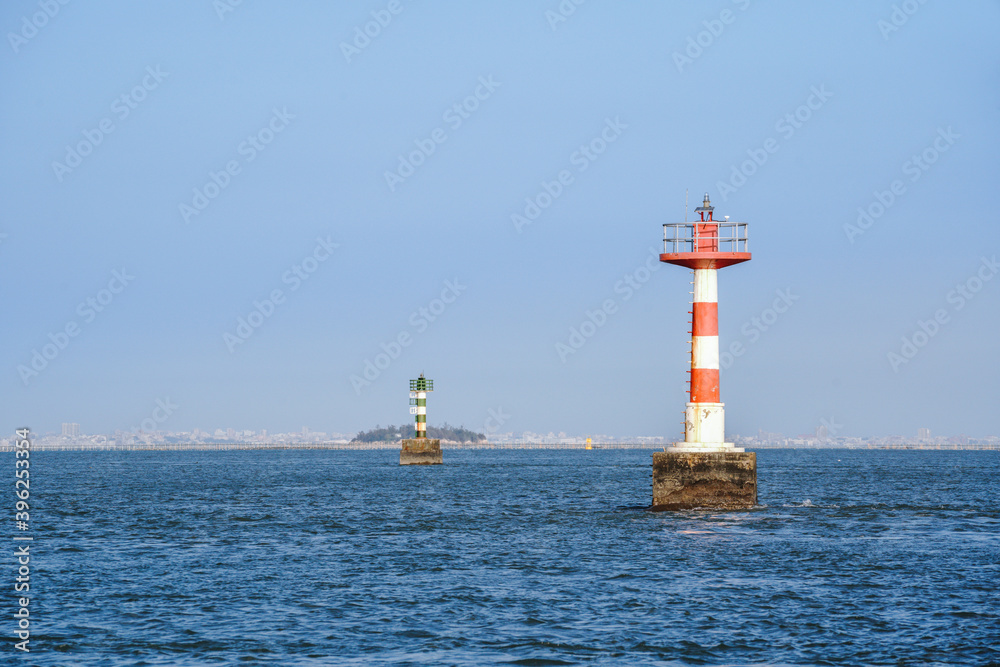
[410,378,433,391]
[663,222,749,254]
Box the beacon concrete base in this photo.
[651,451,756,510]
[400,438,442,465]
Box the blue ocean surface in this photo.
[20,449,1000,665]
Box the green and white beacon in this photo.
[400,374,442,465]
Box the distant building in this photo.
[917,427,931,439]
[62,423,80,437]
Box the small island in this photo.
[351,423,486,445]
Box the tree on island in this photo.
[351,423,486,443]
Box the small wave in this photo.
[228,514,275,522]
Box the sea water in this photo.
[23,448,1000,665]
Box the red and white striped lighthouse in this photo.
[660,194,750,452]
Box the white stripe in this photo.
[416,407,426,415]
[692,335,719,369]
[684,402,726,444]
[693,268,718,303]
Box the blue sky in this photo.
[2,0,998,438]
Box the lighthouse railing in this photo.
[663,222,749,254]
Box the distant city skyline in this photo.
[35,421,996,445]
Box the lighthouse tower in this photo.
[400,374,442,465]
[409,373,433,438]
[652,194,757,509]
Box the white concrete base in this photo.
[684,402,728,445]
[666,441,744,453]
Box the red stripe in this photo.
[690,368,720,403]
[691,302,718,337]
